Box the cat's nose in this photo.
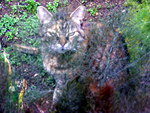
[59,36,66,46]
[61,46,64,51]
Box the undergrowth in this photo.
[0,0,149,112]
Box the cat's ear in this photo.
[70,6,86,25]
[37,6,53,24]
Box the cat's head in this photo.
[37,6,86,54]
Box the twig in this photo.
[11,44,39,54]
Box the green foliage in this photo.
[63,0,69,6]
[11,5,18,13]
[105,2,111,8]
[124,0,150,6]
[46,0,60,12]
[24,0,40,14]
[81,0,87,3]
[5,83,19,113]
[4,46,41,66]
[17,15,39,39]
[123,1,150,62]
[1,2,46,107]
[97,5,102,9]
[0,12,39,42]
[10,4,24,14]
[0,53,19,112]
[6,0,12,2]
[0,14,19,40]
[87,7,98,16]
[0,52,4,61]
[56,77,88,113]
[0,3,1,6]
[89,19,93,22]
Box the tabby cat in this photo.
[37,6,88,104]
[37,5,128,105]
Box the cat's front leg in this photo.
[51,75,67,108]
[52,80,64,104]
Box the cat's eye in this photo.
[56,36,59,40]
[69,32,75,36]
[66,36,69,40]
[47,32,52,37]
[49,32,56,36]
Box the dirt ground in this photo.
[0,0,125,19]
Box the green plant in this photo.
[56,77,88,113]
[45,76,55,87]
[111,4,115,8]
[0,4,2,10]
[11,5,18,13]
[97,5,102,9]
[87,7,98,16]
[5,83,19,113]
[0,52,19,112]
[0,14,19,40]
[17,15,39,39]
[0,52,4,61]
[63,0,69,6]
[10,4,26,14]
[124,0,150,6]
[24,0,40,14]
[6,0,12,2]
[46,0,60,12]
[81,0,87,3]
[123,1,150,62]
[89,19,93,22]
[4,46,40,66]
[105,2,111,8]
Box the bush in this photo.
[24,0,40,14]
[0,14,19,40]
[46,0,60,12]
[123,0,150,62]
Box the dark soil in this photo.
[0,0,125,18]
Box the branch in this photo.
[11,44,40,54]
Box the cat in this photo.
[37,5,129,106]
[37,6,88,104]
